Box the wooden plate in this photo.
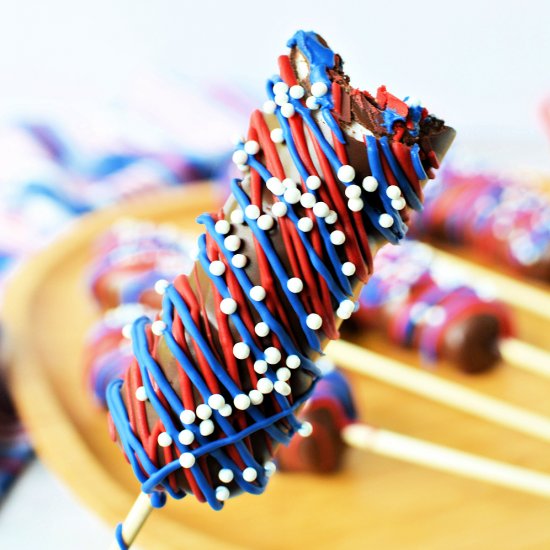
[4,184,550,550]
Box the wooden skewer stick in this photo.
[109,492,153,550]
[501,338,550,380]
[428,246,550,321]
[342,424,550,499]
[328,340,550,442]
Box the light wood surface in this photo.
[4,185,550,550]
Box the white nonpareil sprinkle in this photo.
[263,100,277,114]
[232,150,248,166]
[337,165,355,183]
[250,286,266,301]
[180,410,196,425]
[362,176,379,192]
[254,322,270,337]
[209,260,226,276]
[157,432,172,447]
[281,103,295,118]
[230,209,244,224]
[297,217,314,232]
[178,429,194,446]
[220,297,237,315]
[234,394,251,410]
[253,360,268,374]
[218,468,234,483]
[311,82,328,97]
[151,320,166,336]
[345,184,362,199]
[208,394,225,410]
[287,277,304,293]
[306,96,319,110]
[257,214,274,231]
[243,467,258,482]
[273,81,289,95]
[289,85,305,99]
[300,192,316,209]
[348,198,364,212]
[379,213,394,228]
[330,230,346,245]
[196,403,212,420]
[386,185,402,199]
[135,386,147,401]
[215,486,230,501]
[270,128,285,143]
[274,380,291,396]
[231,254,247,268]
[342,262,356,277]
[245,204,261,220]
[286,355,301,369]
[271,201,288,217]
[224,235,241,252]
[244,140,260,155]
[233,342,251,359]
[306,313,323,330]
[264,346,282,365]
[298,422,313,437]
[284,187,301,204]
[179,453,195,469]
[306,175,321,190]
[266,177,285,196]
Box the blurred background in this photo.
[0,1,549,548]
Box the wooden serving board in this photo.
[4,184,550,550]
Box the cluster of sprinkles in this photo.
[358,241,512,363]
[107,29,443,521]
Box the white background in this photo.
[0,1,549,548]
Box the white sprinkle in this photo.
[233,342,251,359]
[230,209,244,224]
[284,187,301,204]
[237,164,249,173]
[271,202,288,217]
[379,213,394,228]
[392,198,407,211]
[311,81,328,97]
[151,320,166,336]
[264,461,277,477]
[363,176,379,192]
[300,192,316,208]
[244,140,260,155]
[250,286,266,301]
[348,198,364,212]
[306,175,321,190]
[338,300,355,319]
[257,378,274,394]
[286,355,301,369]
[273,81,289,95]
[274,380,291,396]
[154,279,169,295]
[313,201,329,218]
[209,260,226,276]
[196,403,212,420]
[298,421,313,437]
[386,185,402,199]
[179,453,195,468]
[215,486,230,501]
[135,386,147,401]
[234,394,251,410]
[231,254,247,268]
[180,409,196,425]
[218,468,234,483]
[342,262,356,277]
[249,390,264,405]
[232,150,248,166]
[208,394,225,410]
[220,297,237,315]
[264,346,282,365]
[287,277,304,293]
[230,134,244,146]
[263,100,277,114]
[270,128,284,143]
[255,322,270,337]
[325,210,338,224]
[158,432,172,447]
[330,230,346,245]
[266,176,285,196]
[345,184,362,199]
[219,404,233,417]
[289,85,305,99]
[297,217,314,232]
[243,467,258,482]
[306,96,319,110]
[338,165,355,183]
[283,177,296,188]
[178,429,194,446]
[306,313,323,330]
[225,236,241,252]
[200,419,215,436]
[257,214,274,231]
[274,93,289,106]
[281,103,295,118]
[254,360,268,374]
[276,367,291,382]
[245,204,261,220]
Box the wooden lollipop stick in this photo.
[109,492,154,550]
[342,424,550,498]
[501,338,550,380]
[328,340,550,442]
[428,246,550,321]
